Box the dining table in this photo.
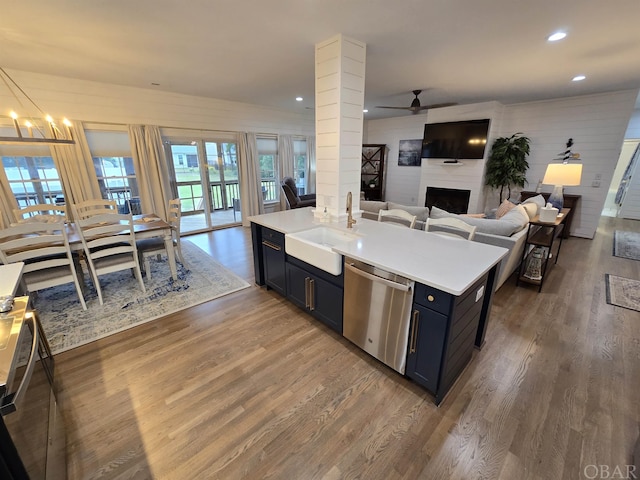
[65,213,179,281]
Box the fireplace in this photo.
[426,187,471,214]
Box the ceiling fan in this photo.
[376,90,457,114]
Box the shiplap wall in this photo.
[315,35,366,219]
[364,90,638,239]
[0,69,315,136]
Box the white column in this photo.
[314,34,366,221]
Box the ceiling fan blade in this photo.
[375,106,413,110]
[424,102,458,109]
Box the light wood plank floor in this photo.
[56,216,640,480]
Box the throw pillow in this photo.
[495,199,516,219]
[522,194,546,215]
[521,202,538,220]
[498,204,530,233]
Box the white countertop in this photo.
[0,262,24,297]
[249,208,508,295]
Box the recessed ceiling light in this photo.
[296,97,303,102]
[363,109,368,113]
[547,32,567,42]
[572,75,586,82]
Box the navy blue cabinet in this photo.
[406,275,488,405]
[251,224,286,296]
[286,257,343,334]
[405,303,447,393]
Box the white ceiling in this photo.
[2,0,640,120]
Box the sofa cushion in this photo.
[430,205,528,236]
[359,200,388,214]
[387,202,430,222]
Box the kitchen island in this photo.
[249,207,508,404]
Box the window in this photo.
[92,157,139,210]
[293,138,308,194]
[257,137,278,202]
[1,155,63,206]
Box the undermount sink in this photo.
[285,227,360,275]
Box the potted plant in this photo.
[484,133,531,203]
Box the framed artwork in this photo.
[398,139,422,166]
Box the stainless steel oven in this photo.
[0,296,66,480]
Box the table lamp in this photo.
[542,163,582,210]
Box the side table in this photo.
[517,208,570,292]
[520,191,580,238]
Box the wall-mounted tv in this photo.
[421,119,490,160]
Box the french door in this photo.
[165,139,240,233]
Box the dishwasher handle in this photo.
[345,262,411,292]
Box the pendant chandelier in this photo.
[0,67,75,145]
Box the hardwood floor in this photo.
[55,216,640,480]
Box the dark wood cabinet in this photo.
[406,275,488,405]
[362,144,386,201]
[520,191,580,238]
[286,257,343,333]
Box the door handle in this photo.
[409,310,419,353]
[262,240,281,251]
[304,277,309,308]
[309,278,315,311]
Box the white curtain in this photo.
[237,132,263,226]
[0,166,18,227]
[128,125,172,221]
[307,135,316,194]
[49,120,102,219]
[278,134,295,210]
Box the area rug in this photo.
[613,230,640,260]
[605,274,640,312]
[34,241,251,354]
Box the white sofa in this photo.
[359,200,530,290]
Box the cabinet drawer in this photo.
[261,227,284,248]
[414,283,452,315]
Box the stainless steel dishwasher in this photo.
[343,256,415,374]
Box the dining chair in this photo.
[378,209,417,229]
[76,212,145,305]
[137,199,186,279]
[13,204,67,224]
[0,221,87,310]
[425,217,477,240]
[71,199,117,220]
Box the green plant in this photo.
[484,133,531,203]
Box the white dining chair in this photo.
[378,209,417,229]
[71,199,117,220]
[425,217,477,240]
[13,204,68,224]
[76,212,145,305]
[137,199,186,279]
[0,221,87,310]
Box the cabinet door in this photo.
[286,262,343,334]
[406,304,448,394]
[286,262,309,309]
[263,241,286,296]
[309,275,343,333]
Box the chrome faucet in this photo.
[346,191,356,229]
